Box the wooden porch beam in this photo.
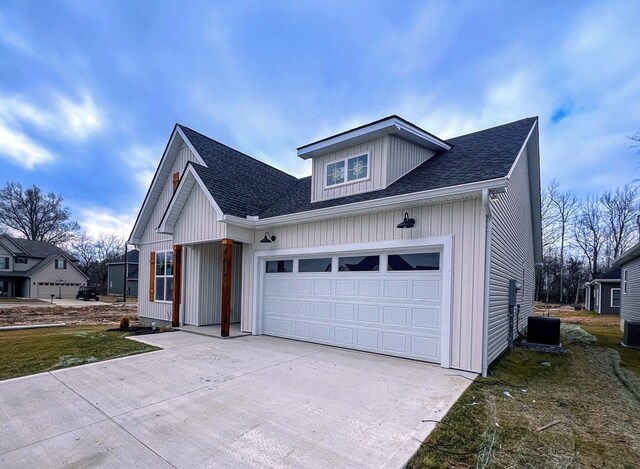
[221,238,233,337]
[171,245,182,327]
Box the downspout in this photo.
[481,189,493,378]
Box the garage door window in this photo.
[155,251,174,302]
[266,260,293,273]
[388,253,440,271]
[338,255,379,272]
[299,258,332,273]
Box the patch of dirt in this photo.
[0,305,139,326]
[535,303,620,326]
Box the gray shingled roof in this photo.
[10,237,76,260]
[178,126,299,218]
[594,267,621,281]
[179,117,537,219]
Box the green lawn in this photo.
[0,326,158,380]
[409,324,640,468]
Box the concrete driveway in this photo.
[0,332,475,468]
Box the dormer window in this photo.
[325,153,369,188]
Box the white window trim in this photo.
[324,152,371,189]
[0,256,9,270]
[594,288,599,306]
[155,250,174,303]
[611,288,621,308]
[54,259,67,269]
[623,269,628,294]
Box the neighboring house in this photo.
[107,250,139,297]
[613,244,640,331]
[128,115,542,376]
[584,268,621,314]
[0,235,88,298]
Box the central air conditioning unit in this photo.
[527,316,561,346]
[623,321,640,348]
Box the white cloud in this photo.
[121,143,162,193]
[0,123,54,168]
[55,91,104,140]
[0,89,106,168]
[77,206,136,240]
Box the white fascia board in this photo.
[223,177,507,229]
[156,165,225,235]
[297,117,450,159]
[128,126,207,244]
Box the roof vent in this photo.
[623,321,640,349]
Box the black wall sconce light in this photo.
[260,231,276,243]
[396,212,416,229]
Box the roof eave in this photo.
[297,116,451,160]
[222,176,508,228]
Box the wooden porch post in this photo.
[221,238,233,337]
[171,245,182,327]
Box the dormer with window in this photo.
[298,115,452,203]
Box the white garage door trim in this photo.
[253,235,453,368]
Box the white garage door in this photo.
[36,283,82,299]
[261,250,443,363]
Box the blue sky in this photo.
[1,0,639,238]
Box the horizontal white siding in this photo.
[311,137,385,203]
[621,259,640,324]
[243,199,486,373]
[387,136,435,185]
[488,145,535,365]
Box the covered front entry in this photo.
[256,238,452,365]
[181,241,243,328]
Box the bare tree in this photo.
[70,232,98,275]
[541,180,560,250]
[95,233,125,289]
[574,197,605,278]
[0,182,80,245]
[549,180,578,303]
[601,185,638,259]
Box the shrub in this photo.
[119,315,130,331]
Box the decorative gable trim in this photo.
[128,125,206,245]
[156,163,225,235]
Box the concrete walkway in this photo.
[0,332,475,468]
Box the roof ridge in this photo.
[177,124,298,182]
[447,116,538,142]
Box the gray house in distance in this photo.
[0,234,88,298]
[584,268,621,314]
[107,250,139,297]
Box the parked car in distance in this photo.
[76,286,100,301]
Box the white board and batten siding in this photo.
[387,135,435,185]
[487,145,535,365]
[182,243,242,326]
[138,144,199,322]
[244,199,487,373]
[311,136,437,203]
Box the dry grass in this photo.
[0,304,140,326]
[410,308,640,468]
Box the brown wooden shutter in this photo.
[172,172,180,193]
[149,251,156,302]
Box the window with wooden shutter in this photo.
[149,251,156,302]
[172,172,180,193]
